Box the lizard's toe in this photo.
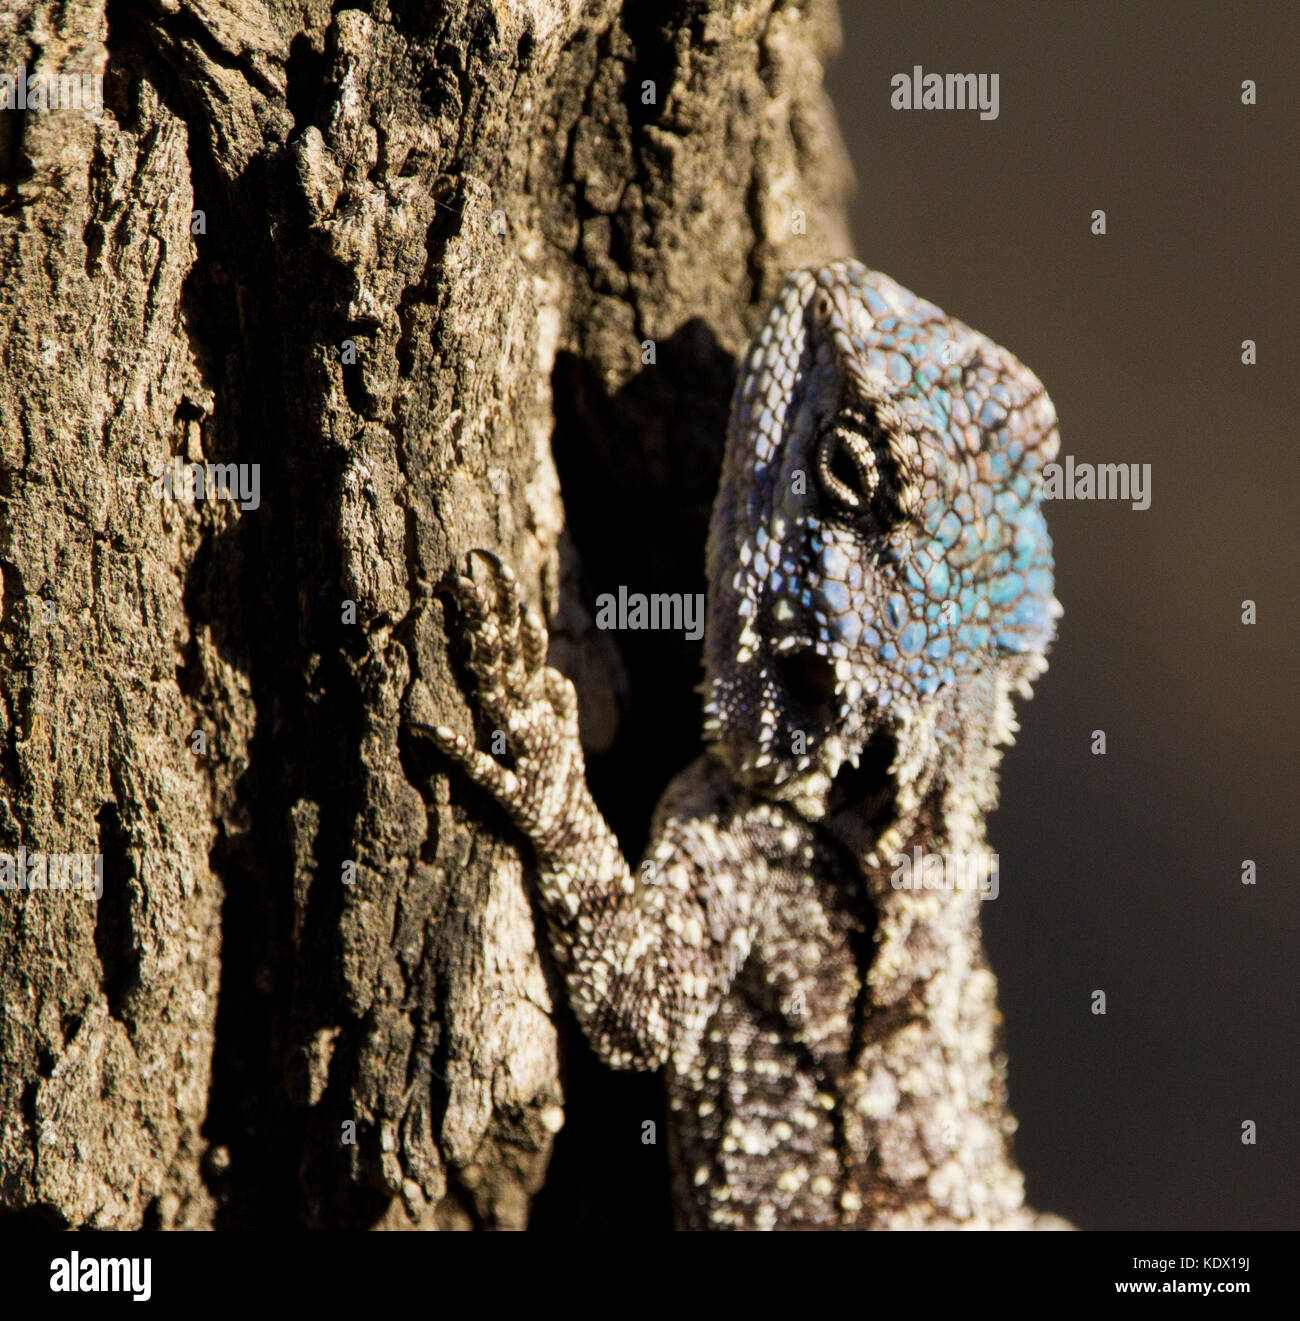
[445,560,511,696]
[409,720,525,808]
[469,549,532,692]
[520,599,548,675]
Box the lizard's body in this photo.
[418,261,1062,1229]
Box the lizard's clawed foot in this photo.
[409,550,583,841]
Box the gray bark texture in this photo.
[0,0,862,1228]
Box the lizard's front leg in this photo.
[411,551,760,1074]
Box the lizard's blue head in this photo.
[701,261,1061,826]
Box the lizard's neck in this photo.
[832,779,1030,1226]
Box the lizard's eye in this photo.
[816,422,879,515]
[814,406,918,528]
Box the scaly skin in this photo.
[414,261,1064,1229]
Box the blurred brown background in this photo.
[827,0,1298,1229]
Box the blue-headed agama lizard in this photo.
[411,260,1066,1229]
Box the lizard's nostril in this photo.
[777,648,837,709]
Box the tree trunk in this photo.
[0,0,853,1228]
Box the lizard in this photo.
[411,259,1064,1229]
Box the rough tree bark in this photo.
[0,0,876,1229]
